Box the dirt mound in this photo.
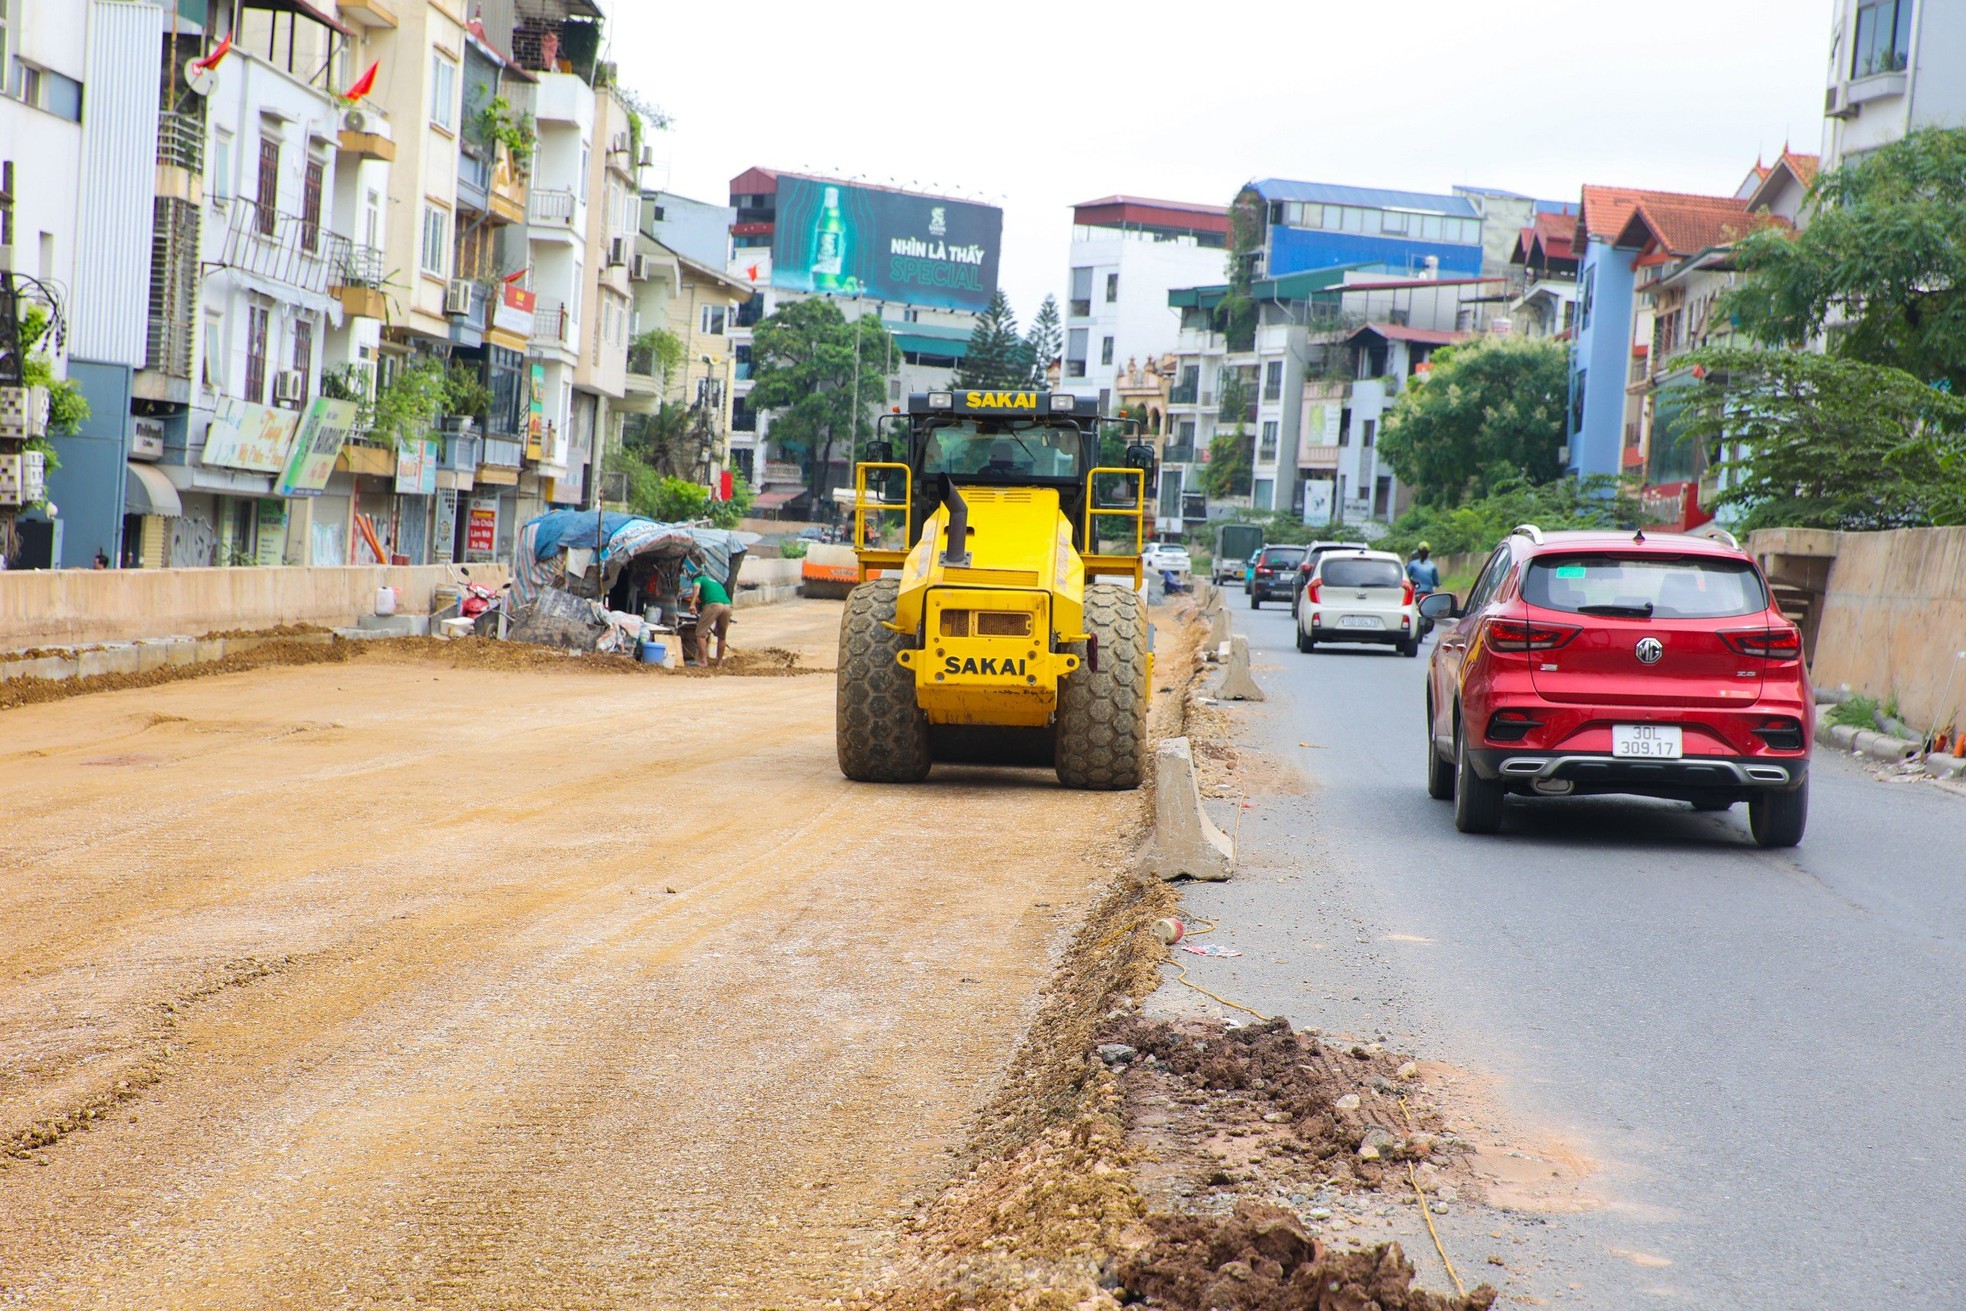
[1116,1200,1493,1310]
[198,623,331,640]
[683,646,818,677]
[354,635,646,674]
[0,638,354,713]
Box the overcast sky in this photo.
[612,0,1832,327]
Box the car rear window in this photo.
[1262,547,1305,566]
[1524,554,1768,619]
[1320,558,1404,588]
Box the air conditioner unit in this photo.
[443,279,474,315]
[607,236,628,267]
[630,253,655,280]
[1825,84,1857,119]
[342,108,392,140]
[273,369,306,403]
[638,145,655,168]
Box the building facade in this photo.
[1237,179,1488,282]
[1822,0,1965,170]
[1062,195,1228,413]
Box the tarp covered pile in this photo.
[505,510,748,654]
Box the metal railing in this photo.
[217,197,349,295]
[332,243,386,290]
[527,187,577,228]
[480,436,524,468]
[531,297,572,346]
[1168,382,1198,404]
[157,111,203,171]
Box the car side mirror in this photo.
[867,440,894,465]
[1417,591,1460,621]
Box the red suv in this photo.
[1418,525,1812,847]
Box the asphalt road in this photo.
[1156,599,1966,1308]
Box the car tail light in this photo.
[1484,618,1579,652]
[1401,579,1415,605]
[1305,580,1321,604]
[1256,567,1272,576]
[1486,710,1539,743]
[1752,717,1806,751]
[1720,625,1803,660]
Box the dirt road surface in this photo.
[0,600,1146,1309]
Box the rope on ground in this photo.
[1398,1094,1469,1298]
[1162,914,1273,1021]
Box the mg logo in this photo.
[1635,636,1665,665]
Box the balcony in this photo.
[1069,299,1091,318]
[458,149,492,213]
[217,198,348,295]
[1162,443,1196,462]
[531,297,573,350]
[527,186,578,234]
[1168,382,1198,405]
[480,436,524,469]
[435,433,482,472]
[330,244,388,320]
[156,111,203,205]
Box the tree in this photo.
[1023,294,1062,388]
[1377,336,1569,506]
[1202,430,1253,500]
[1727,128,1966,390]
[1376,475,1646,561]
[747,298,894,514]
[952,288,1032,391]
[1676,347,1966,531]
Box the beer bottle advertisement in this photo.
[768,175,1002,313]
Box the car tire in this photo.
[1426,696,1455,801]
[1295,620,1314,653]
[1250,593,1261,610]
[1399,638,1420,657]
[1748,780,1808,848]
[1452,719,1505,834]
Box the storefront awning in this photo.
[751,489,804,510]
[125,462,183,517]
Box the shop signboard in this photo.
[770,175,1001,312]
[201,398,301,473]
[1300,478,1335,526]
[494,283,536,337]
[395,439,439,495]
[527,362,550,462]
[465,500,498,556]
[255,499,288,567]
[275,398,362,497]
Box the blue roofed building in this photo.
[1237,180,1488,281]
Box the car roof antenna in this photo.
[1633,525,1647,543]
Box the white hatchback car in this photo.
[1295,549,1421,656]
[1141,542,1193,583]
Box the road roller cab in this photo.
[834,389,1155,789]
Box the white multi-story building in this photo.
[1822,0,1965,169]
[1062,196,1229,413]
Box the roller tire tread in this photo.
[836,580,932,783]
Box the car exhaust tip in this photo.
[1531,778,1575,796]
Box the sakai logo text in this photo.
[965,391,1037,409]
[943,656,1029,676]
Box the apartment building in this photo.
[1822,0,1966,169]
[1236,179,1487,282]
[1061,195,1228,413]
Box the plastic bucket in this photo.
[637,640,667,665]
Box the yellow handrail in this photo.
[853,462,912,552]
[1083,466,1147,557]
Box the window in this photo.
[287,317,312,410]
[1321,557,1403,589]
[1362,418,1376,448]
[11,60,82,121]
[430,51,456,129]
[1852,0,1913,77]
[1100,336,1113,366]
[301,157,323,252]
[1578,268,1595,328]
[1263,359,1282,401]
[211,130,233,205]
[1069,266,1092,317]
[1382,210,1407,235]
[733,342,752,380]
[1252,478,1274,511]
[244,304,269,403]
[1105,272,1118,303]
[256,137,279,233]
[1374,475,1392,518]
[1420,214,1442,240]
[1259,420,1278,461]
[700,304,727,335]
[0,161,11,249]
[1525,555,1768,620]
[1571,369,1587,435]
[420,204,448,277]
[1065,327,1088,377]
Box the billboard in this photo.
[201,398,301,473]
[770,175,1001,312]
[275,398,362,497]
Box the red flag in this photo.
[191,34,233,72]
[341,59,379,102]
[503,267,529,284]
[746,264,759,283]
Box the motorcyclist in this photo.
[1407,542,1441,639]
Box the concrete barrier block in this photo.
[356,613,421,637]
[75,644,142,679]
[1823,722,1859,751]
[193,639,227,664]
[0,655,75,682]
[1214,634,1267,702]
[1207,607,1230,650]
[157,638,198,667]
[226,637,263,657]
[1850,728,1921,762]
[1138,737,1234,882]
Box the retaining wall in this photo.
[1751,526,1966,736]
[0,564,511,653]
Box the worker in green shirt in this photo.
[684,562,732,668]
